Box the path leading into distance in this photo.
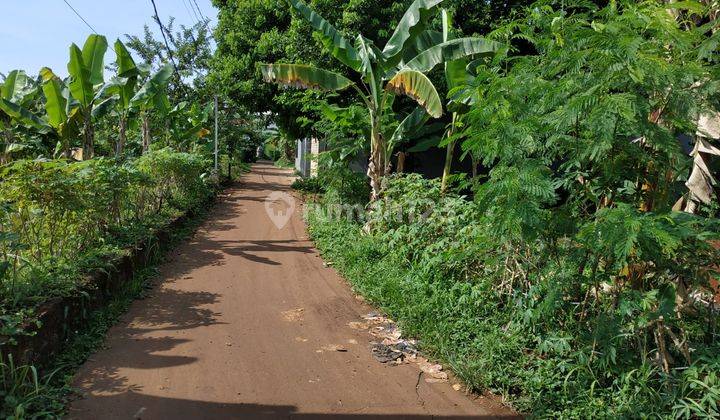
[68,162,518,419]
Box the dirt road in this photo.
[68,162,517,419]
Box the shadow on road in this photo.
[68,391,521,419]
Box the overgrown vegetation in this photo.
[1,209,211,418]
[0,13,262,416]
[291,176,325,194]
[0,149,211,310]
[272,0,720,417]
[310,173,720,418]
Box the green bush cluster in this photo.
[291,176,325,194]
[0,149,212,312]
[293,0,720,416]
[293,166,371,206]
[309,173,720,417]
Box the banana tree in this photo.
[0,71,46,129]
[40,68,82,158]
[0,70,49,163]
[67,34,108,159]
[438,9,475,193]
[129,64,174,153]
[259,0,501,200]
[104,40,141,157]
[165,101,213,152]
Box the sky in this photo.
[0,0,217,78]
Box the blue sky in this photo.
[0,0,217,78]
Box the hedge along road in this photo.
[68,162,518,419]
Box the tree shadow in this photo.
[73,365,143,396]
[239,180,292,192]
[128,288,222,330]
[73,285,223,394]
[254,169,297,178]
[211,239,315,266]
[159,241,230,277]
[68,391,521,419]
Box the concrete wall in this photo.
[296,137,325,178]
[295,138,311,177]
[310,137,325,177]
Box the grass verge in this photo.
[1,204,211,418]
[305,211,525,406]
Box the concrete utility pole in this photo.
[214,95,219,173]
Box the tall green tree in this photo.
[125,17,213,103]
[39,68,82,158]
[129,64,174,153]
[259,0,500,199]
[209,0,533,130]
[105,40,141,157]
[67,34,109,159]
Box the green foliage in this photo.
[466,0,718,213]
[321,167,370,206]
[0,150,212,310]
[256,0,506,199]
[219,0,720,416]
[0,210,210,419]
[291,176,325,194]
[309,172,720,417]
[302,2,720,409]
[0,354,64,419]
[301,100,369,164]
[209,0,533,131]
[209,0,512,187]
[124,17,213,103]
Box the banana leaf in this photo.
[386,69,443,118]
[82,34,108,86]
[258,63,354,91]
[404,37,502,73]
[287,0,362,71]
[382,0,444,68]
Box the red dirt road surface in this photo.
[68,162,518,419]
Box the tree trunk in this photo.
[116,116,127,158]
[367,113,385,201]
[2,126,12,165]
[396,151,406,173]
[142,112,151,154]
[83,111,94,160]
[441,115,459,193]
[441,139,456,193]
[472,154,479,180]
[284,141,294,161]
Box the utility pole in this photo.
[214,95,219,174]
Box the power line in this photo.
[190,0,207,21]
[182,0,201,25]
[149,0,187,95]
[179,0,205,57]
[61,0,98,34]
[61,0,117,58]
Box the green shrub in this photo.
[308,171,720,418]
[291,176,325,194]
[0,149,213,310]
[292,168,370,206]
[318,167,370,206]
